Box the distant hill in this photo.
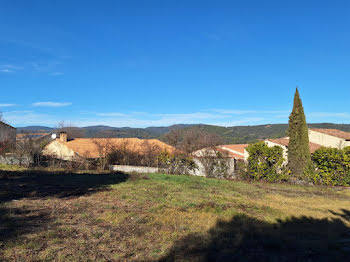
[16,123,350,144]
[17,126,55,133]
[179,123,350,144]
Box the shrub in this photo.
[16,138,45,166]
[0,141,8,155]
[245,142,287,182]
[157,151,197,175]
[310,147,350,186]
[107,140,163,168]
[195,148,232,179]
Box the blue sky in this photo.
[1,0,350,127]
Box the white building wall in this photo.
[191,159,207,177]
[264,140,288,165]
[308,130,350,149]
[191,158,236,177]
[42,140,76,160]
[244,148,249,162]
[218,146,245,158]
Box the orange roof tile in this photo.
[61,138,174,158]
[266,138,322,153]
[310,128,350,140]
[267,138,290,147]
[220,150,245,160]
[219,144,249,155]
[193,144,247,160]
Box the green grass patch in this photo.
[1,170,350,261]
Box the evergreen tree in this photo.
[287,88,311,176]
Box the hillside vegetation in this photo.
[1,169,350,261]
[17,123,350,144]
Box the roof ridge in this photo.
[309,128,350,140]
[0,121,15,129]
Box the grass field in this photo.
[1,168,350,261]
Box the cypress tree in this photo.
[287,88,311,176]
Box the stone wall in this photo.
[110,165,159,173]
[111,159,236,178]
[42,139,76,160]
[0,153,32,165]
[191,158,236,178]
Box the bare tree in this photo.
[16,137,44,166]
[164,129,182,148]
[142,140,162,167]
[107,139,140,166]
[165,128,222,155]
[196,147,232,179]
[0,111,4,123]
[157,151,197,175]
[337,140,345,150]
[56,121,85,140]
[0,140,11,156]
[93,138,114,170]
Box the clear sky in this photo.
[1,0,349,127]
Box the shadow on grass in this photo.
[159,210,350,262]
[0,170,129,203]
[0,170,129,244]
[0,206,52,245]
[330,209,350,223]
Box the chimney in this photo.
[59,132,67,143]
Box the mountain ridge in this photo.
[16,123,350,144]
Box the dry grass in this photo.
[0,167,350,261]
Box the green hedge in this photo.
[244,143,350,186]
[309,147,350,186]
[245,142,288,182]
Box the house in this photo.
[308,128,350,149]
[218,144,249,160]
[192,144,249,177]
[264,138,322,163]
[43,132,174,161]
[0,121,16,145]
[261,128,350,162]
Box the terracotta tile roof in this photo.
[193,144,247,160]
[267,138,290,147]
[218,144,249,160]
[310,128,350,140]
[219,144,249,155]
[221,151,245,160]
[266,138,322,153]
[309,143,323,153]
[61,138,174,158]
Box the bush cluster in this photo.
[157,151,197,175]
[195,149,232,179]
[244,142,288,182]
[307,147,350,186]
[244,142,350,186]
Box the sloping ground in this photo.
[1,169,350,261]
